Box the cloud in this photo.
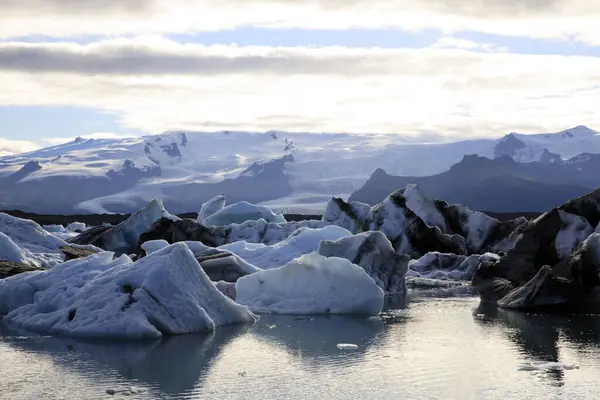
[0,36,598,139]
[1,0,600,44]
[0,38,407,76]
[0,138,40,156]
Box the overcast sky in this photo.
[1,0,600,155]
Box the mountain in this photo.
[349,154,600,212]
[1,126,599,214]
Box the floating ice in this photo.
[235,252,384,315]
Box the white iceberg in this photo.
[0,232,25,263]
[226,218,329,245]
[197,195,226,224]
[202,201,286,226]
[43,224,67,233]
[235,252,384,315]
[0,212,69,268]
[220,225,352,269]
[0,243,256,339]
[66,222,87,232]
[555,211,594,259]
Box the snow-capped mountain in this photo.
[0,126,599,214]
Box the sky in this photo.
[1,0,600,155]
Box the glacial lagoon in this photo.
[2,295,600,400]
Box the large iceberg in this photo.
[220,225,352,269]
[317,231,409,295]
[0,243,256,339]
[235,252,384,315]
[202,201,286,226]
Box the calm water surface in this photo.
[1,296,600,400]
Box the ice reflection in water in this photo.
[1,297,600,399]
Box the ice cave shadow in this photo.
[0,321,249,396]
[473,303,600,386]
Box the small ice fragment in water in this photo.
[337,343,359,350]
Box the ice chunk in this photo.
[196,249,262,282]
[43,224,66,233]
[220,225,352,269]
[555,211,594,259]
[235,252,384,315]
[322,198,371,233]
[73,198,180,255]
[66,222,87,232]
[0,243,256,339]
[141,239,170,255]
[0,232,25,263]
[0,212,68,268]
[337,343,359,350]
[202,201,286,226]
[198,194,226,223]
[408,252,499,281]
[317,231,409,295]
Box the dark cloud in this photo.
[2,0,155,13]
[0,43,415,76]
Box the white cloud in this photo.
[1,0,600,44]
[0,37,599,139]
[0,138,40,156]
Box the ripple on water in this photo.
[1,298,600,399]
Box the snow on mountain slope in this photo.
[0,127,598,214]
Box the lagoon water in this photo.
[1,296,600,400]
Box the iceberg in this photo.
[142,239,260,282]
[0,243,256,339]
[408,252,499,281]
[66,222,87,232]
[202,201,286,227]
[0,232,25,263]
[554,211,593,259]
[220,225,352,269]
[0,212,69,268]
[197,194,226,224]
[69,199,180,255]
[235,252,384,315]
[317,231,409,294]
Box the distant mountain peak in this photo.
[559,125,597,138]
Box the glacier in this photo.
[1,126,599,215]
